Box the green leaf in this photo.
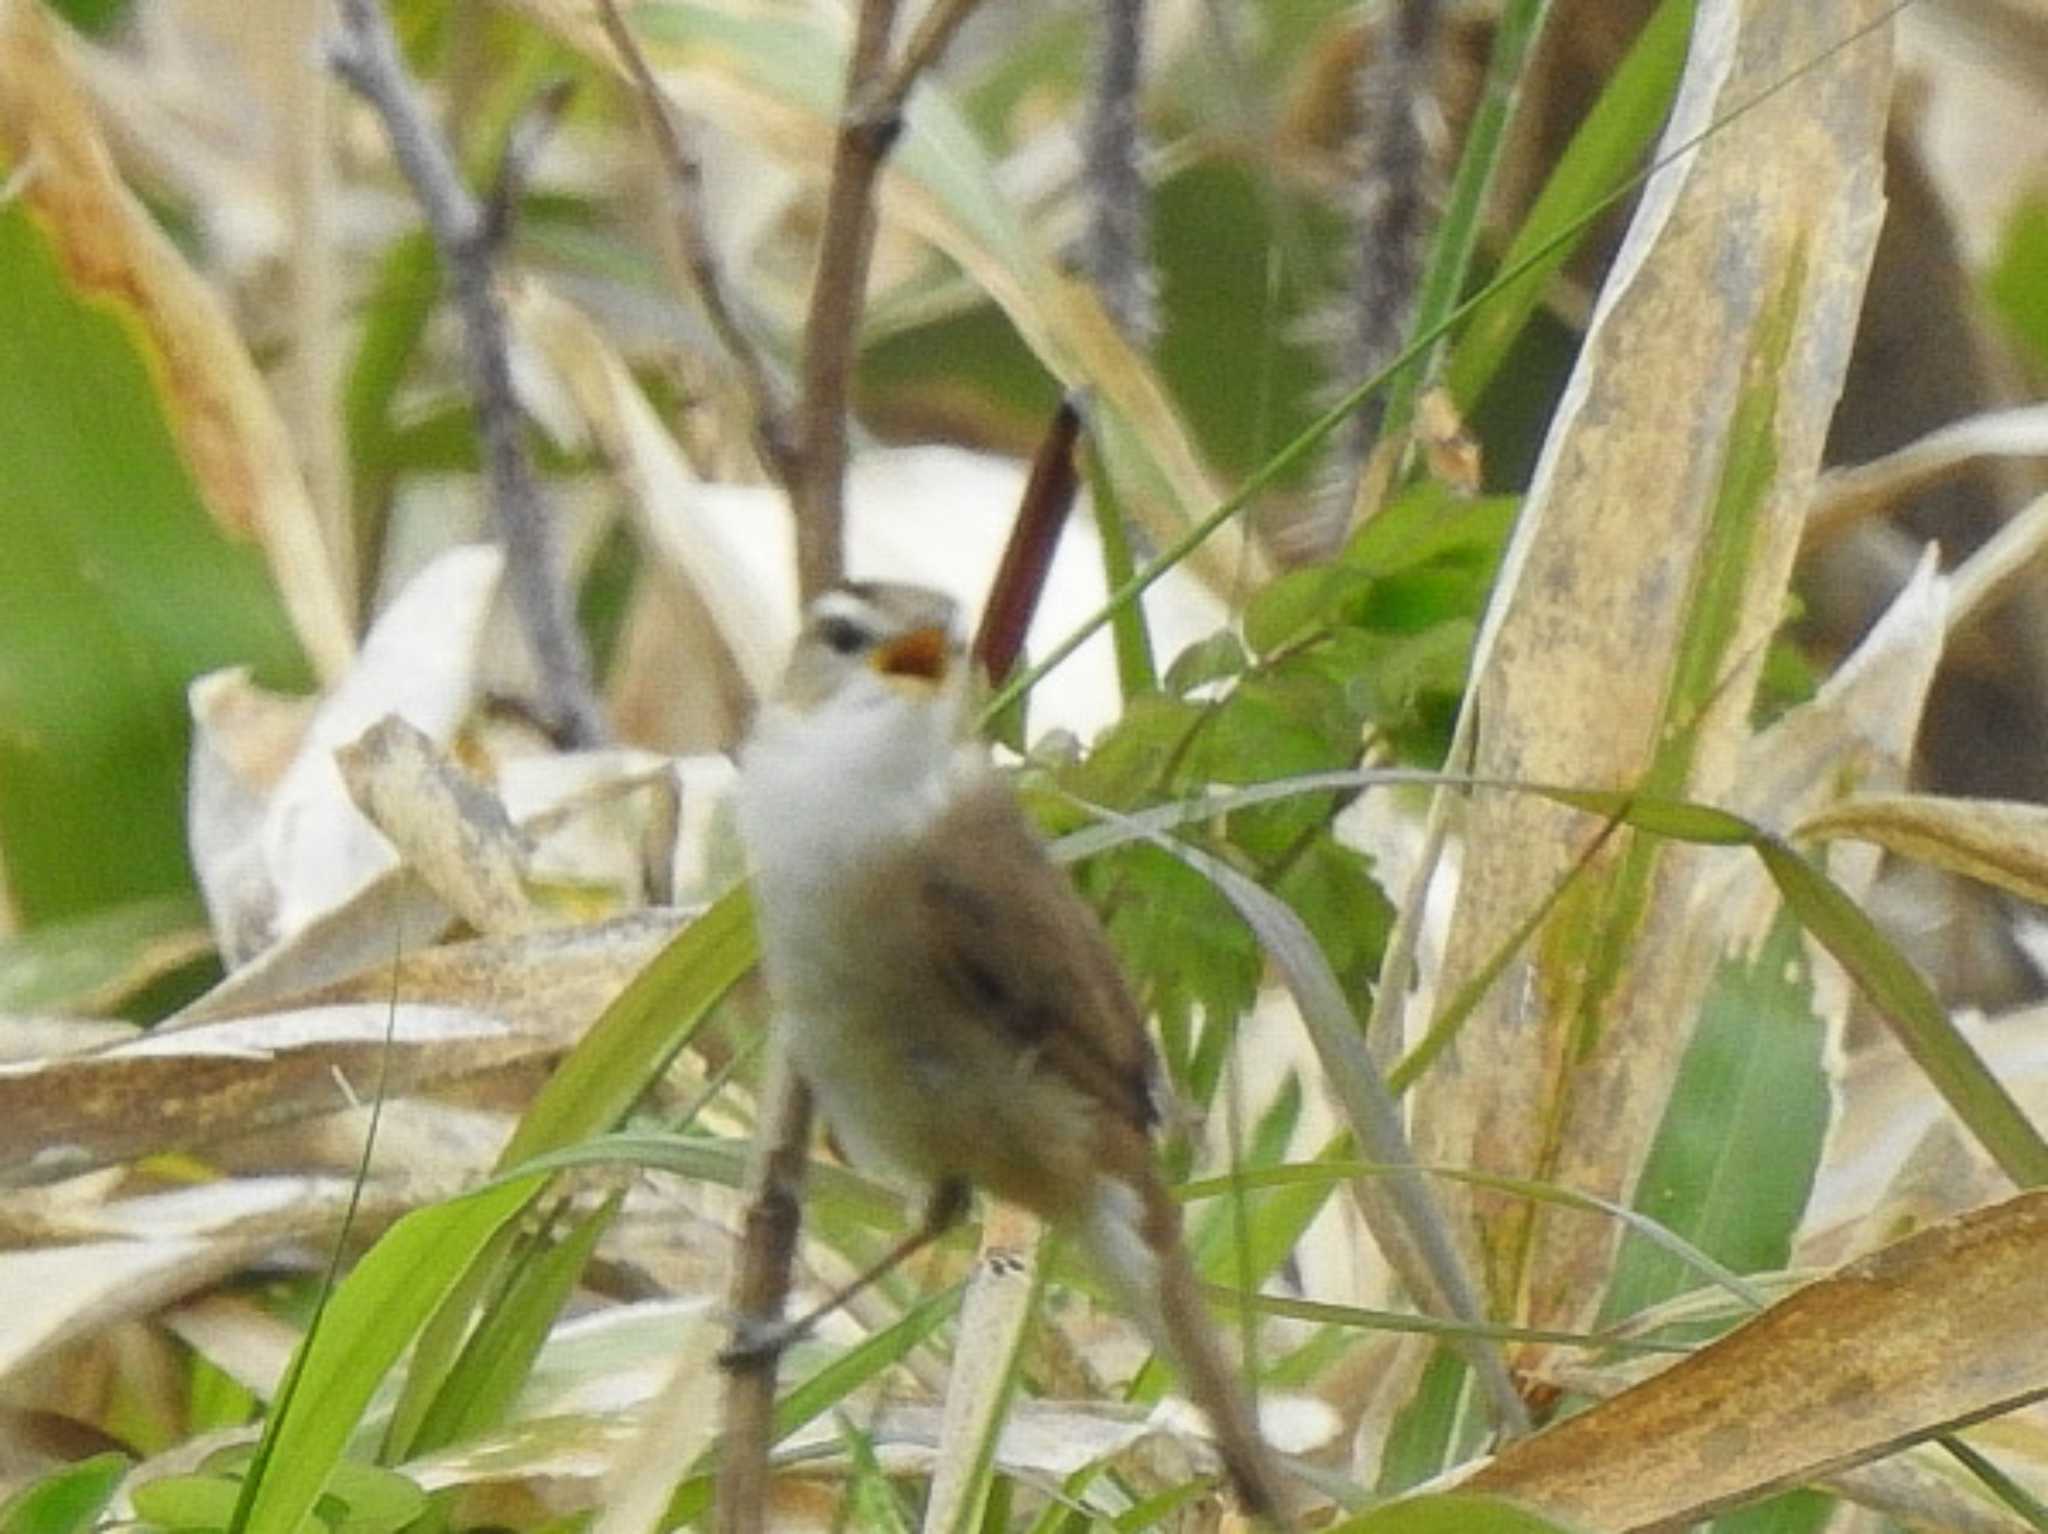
[0,183,309,926]
[1087,843,1262,1041]
[0,1454,130,1534]
[1162,631,1247,697]
[1242,566,1375,658]
[233,1176,543,1534]
[1601,908,1828,1329]
[1445,0,1698,410]
[1987,193,2048,376]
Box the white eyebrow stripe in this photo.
[809,590,884,630]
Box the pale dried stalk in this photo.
[592,0,796,483]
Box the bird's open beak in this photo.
[873,625,951,684]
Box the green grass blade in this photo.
[1445,0,1697,409]
[404,1194,620,1456]
[0,1454,130,1534]
[1757,840,2048,1188]
[500,886,756,1167]
[235,1175,544,1534]
[1379,0,1550,443]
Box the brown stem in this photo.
[715,1067,814,1534]
[791,0,989,603]
[972,396,1083,687]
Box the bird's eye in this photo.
[817,615,868,656]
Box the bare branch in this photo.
[1082,0,1157,344]
[1345,0,1442,465]
[594,0,798,485]
[328,0,607,747]
[715,1068,813,1534]
[480,75,575,251]
[873,0,984,117]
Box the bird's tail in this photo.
[1077,1170,1289,1525]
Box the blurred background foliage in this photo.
[3,0,2048,1530]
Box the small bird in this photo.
[735,581,1286,1521]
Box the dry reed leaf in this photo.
[1807,1007,2048,1252]
[0,1002,545,1184]
[0,0,350,679]
[1463,1191,2048,1530]
[1806,402,2048,549]
[0,1175,374,1384]
[1411,0,1894,1340]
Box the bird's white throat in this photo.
[737,679,969,899]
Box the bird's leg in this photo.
[718,1177,972,1366]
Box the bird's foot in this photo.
[716,1312,804,1369]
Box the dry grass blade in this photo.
[1465,1191,2048,1530]
[1798,792,2048,908]
[0,1003,545,1185]
[923,1203,1041,1534]
[1805,403,2048,551]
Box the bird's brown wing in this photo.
[907,777,1158,1133]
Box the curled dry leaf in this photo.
[335,715,539,937]
[1463,1190,2048,1530]
[261,545,505,941]
[1796,792,2048,909]
[0,0,349,678]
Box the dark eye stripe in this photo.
[816,614,869,655]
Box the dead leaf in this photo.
[336,716,539,937]
[1465,1191,2048,1530]
[1411,0,1894,1342]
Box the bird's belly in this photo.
[782,986,1099,1220]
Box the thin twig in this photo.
[1082,0,1157,344]
[480,76,575,251]
[792,0,988,602]
[791,0,902,602]
[328,0,607,747]
[873,0,984,120]
[593,0,798,484]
